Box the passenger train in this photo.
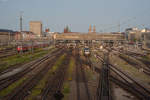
[17,43,49,52]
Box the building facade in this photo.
[15,31,35,41]
[29,21,42,37]
[143,32,150,49]
[125,28,143,42]
[125,28,150,49]
[0,29,14,45]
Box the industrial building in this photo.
[29,21,42,37]
[0,29,14,45]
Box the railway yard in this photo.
[1,0,150,99]
[0,43,150,100]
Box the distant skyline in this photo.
[0,0,150,32]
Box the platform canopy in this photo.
[54,33,125,41]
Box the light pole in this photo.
[31,39,34,53]
[8,31,10,46]
[20,11,23,54]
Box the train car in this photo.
[84,47,90,56]
[67,43,76,49]
[17,45,29,52]
[17,43,50,53]
[17,46,22,52]
[128,42,135,45]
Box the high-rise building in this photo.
[29,21,42,37]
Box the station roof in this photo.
[54,32,125,41]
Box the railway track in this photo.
[0,49,63,99]
[96,63,111,100]
[0,48,60,75]
[109,75,142,99]
[75,49,91,100]
[0,47,14,53]
[118,54,150,75]
[125,50,146,57]
[0,49,63,91]
[85,53,111,100]
[0,49,62,88]
[142,48,150,54]
[3,50,64,100]
[96,54,150,100]
[111,49,150,75]
[0,50,16,59]
[41,51,71,100]
[95,52,111,100]
[124,52,150,70]
[137,58,150,68]
[110,65,150,99]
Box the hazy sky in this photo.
[0,0,150,32]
